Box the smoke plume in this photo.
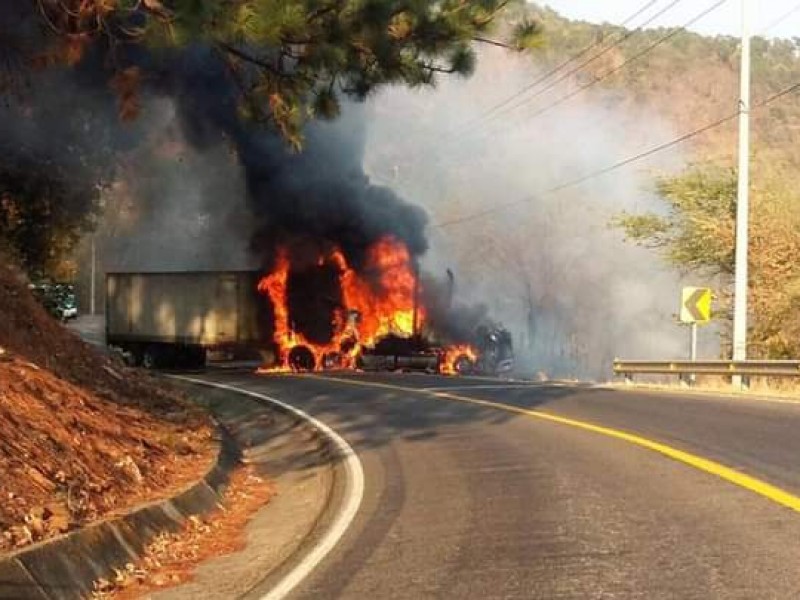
[363,45,688,379]
[5,9,691,379]
[159,48,429,271]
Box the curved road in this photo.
[195,371,800,599]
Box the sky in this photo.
[537,1,800,39]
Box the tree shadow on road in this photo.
[194,372,603,461]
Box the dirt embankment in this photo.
[0,258,215,553]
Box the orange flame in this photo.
[440,344,478,376]
[257,247,302,372]
[258,236,424,371]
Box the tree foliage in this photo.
[0,1,539,276]
[616,168,737,276]
[528,5,800,169]
[616,165,800,359]
[32,0,541,146]
[518,6,800,359]
[0,157,101,279]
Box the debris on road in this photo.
[90,466,274,599]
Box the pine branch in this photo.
[472,36,514,49]
[216,41,289,79]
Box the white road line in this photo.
[168,375,365,600]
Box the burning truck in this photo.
[257,235,514,376]
[104,238,513,374]
[87,29,516,377]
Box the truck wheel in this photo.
[127,347,144,367]
[288,345,316,372]
[453,355,474,375]
[123,349,138,367]
[190,347,207,369]
[142,347,160,370]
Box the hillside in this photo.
[525,3,800,170]
[363,3,800,372]
[519,4,800,358]
[0,257,215,553]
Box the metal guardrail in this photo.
[614,359,800,382]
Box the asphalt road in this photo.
[194,370,800,599]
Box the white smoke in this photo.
[362,46,690,380]
[96,99,255,273]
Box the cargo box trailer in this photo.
[105,271,269,368]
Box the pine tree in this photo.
[28,0,541,145]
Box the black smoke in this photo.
[3,10,491,348]
[158,47,429,270]
[2,3,429,271]
[154,47,438,347]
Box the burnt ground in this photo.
[0,257,216,553]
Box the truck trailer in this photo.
[105,271,269,368]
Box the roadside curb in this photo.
[0,417,238,600]
[170,376,364,600]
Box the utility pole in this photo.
[689,322,698,385]
[732,0,752,388]
[90,234,97,316]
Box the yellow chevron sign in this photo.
[680,287,712,323]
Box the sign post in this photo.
[90,234,97,316]
[680,287,712,385]
[690,322,698,383]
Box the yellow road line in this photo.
[308,375,800,513]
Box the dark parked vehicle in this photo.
[31,282,78,322]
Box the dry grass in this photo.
[0,255,216,553]
[606,375,800,402]
[91,466,274,599]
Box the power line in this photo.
[388,0,715,188]
[448,0,665,137]
[757,79,800,106]
[761,2,800,35]
[432,80,800,230]
[404,0,730,199]
[464,0,731,143]
[389,0,733,208]
[462,0,689,135]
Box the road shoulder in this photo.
[150,377,351,600]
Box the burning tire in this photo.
[288,345,316,372]
[453,354,474,375]
[322,351,343,369]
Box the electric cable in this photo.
[464,0,731,143]
[447,0,667,137]
[761,2,800,35]
[433,79,800,229]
